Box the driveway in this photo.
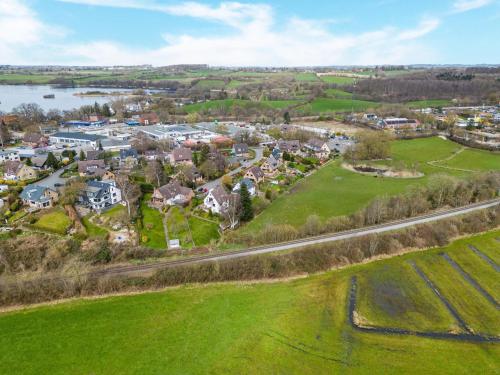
[199,147,264,191]
[38,163,75,189]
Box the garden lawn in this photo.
[189,216,220,247]
[0,231,498,375]
[82,216,108,237]
[32,208,71,235]
[140,195,166,249]
[167,207,193,248]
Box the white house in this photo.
[0,150,20,163]
[80,180,122,211]
[232,178,256,196]
[204,185,232,214]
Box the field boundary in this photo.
[441,253,499,309]
[467,245,500,272]
[348,276,500,343]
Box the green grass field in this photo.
[242,137,499,231]
[140,195,166,249]
[189,216,220,247]
[415,254,499,335]
[440,147,500,171]
[183,98,302,114]
[325,88,353,98]
[319,75,357,84]
[1,231,498,374]
[356,262,458,332]
[32,208,71,235]
[294,73,320,81]
[297,98,379,114]
[193,79,227,90]
[406,99,452,108]
[82,216,108,237]
[167,206,193,248]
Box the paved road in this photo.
[38,163,74,189]
[199,147,264,191]
[94,198,500,277]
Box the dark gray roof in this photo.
[20,184,52,203]
[157,180,192,200]
[52,132,105,142]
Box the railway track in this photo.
[89,198,500,278]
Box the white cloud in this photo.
[0,0,66,63]
[6,1,442,66]
[452,0,493,13]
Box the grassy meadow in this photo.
[0,231,498,374]
[32,208,71,235]
[242,137,499,231]
[140,195,166,249]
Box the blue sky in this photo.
[0,0,498,66]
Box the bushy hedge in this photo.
[1,206,498,307]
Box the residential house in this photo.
[103,170,116,181]
[277,140,301,155]
[86,150,103,160]
[138,113,160,126]
[170,148,193,165]
[23,133,48,148]
[232,178,256,196]
[232,143,249,157]
[204,185,238,215]
[0,150,20,163]
[144,150,165,161]
[78,160,106,177]
[31,154,49,169]
[20,184,58,209]
[119,148,138,168]
[2,161,37,181]
[151,180,194,207]
[178,165,204,185]
[244,166,264,184]
[261,155,280,176]
[80,180,122,211]
[304,139,331,160]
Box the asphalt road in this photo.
[38,163,74,189]
[199,147,264,191]
[94,198,500,277]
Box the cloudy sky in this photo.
[0,0,498,66]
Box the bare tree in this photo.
[116,175,141,218]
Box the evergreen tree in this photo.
[239,183,253,221]
[25,158,32,166]
[102,103,112,117]
[283,111,291,124]
[192,152,199,167]
[199,144,210,164]
[46,152,59,169]
[79,149,86,161]
[98,140,104,151]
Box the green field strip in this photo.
[415,255,500,336]
[355,263,458,332]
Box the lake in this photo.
[0,85,133,112]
